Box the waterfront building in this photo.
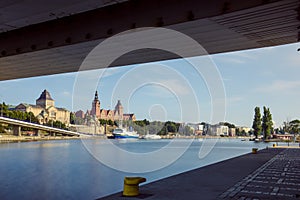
[75,110,85,118]
[194,124,204,135]
[76,91,136,122]
[123,114,136,121]
[229,128,236,137]
[91,91,101,118]
[15,89,70,125]
[186,123,204,135]
[209,124,229,136]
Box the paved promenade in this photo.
[100,148,300,200]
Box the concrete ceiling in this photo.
[0,0,299,80]
[0,0,128,33]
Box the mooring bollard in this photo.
[123,177,146,197]
[252,148,258,154]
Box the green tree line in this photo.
[1,102,67,131]
[252,106,273,139]
[121,119,182,135]
[0,102,39,123]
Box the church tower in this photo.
[36,89,55,108]
[114,100,123,121]
[91,91,100,118]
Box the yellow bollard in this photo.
[123,177,146,197]
[252,148,258,154]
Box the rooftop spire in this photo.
[36,89,53,101]
[94,91,99,100]
[116,100,122,107]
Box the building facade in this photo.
[15,89,70,125]
[91,91,101,118]
[209,124,229,136]
[77,91,136,122]
[75,110,85,119]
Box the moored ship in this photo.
[112,128,139,139]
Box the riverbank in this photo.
[0,135,84,143]
[0,135,251,144]
[100,147,299,200]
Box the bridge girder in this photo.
[0,0,299,80]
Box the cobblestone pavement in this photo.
[220,148,300,200]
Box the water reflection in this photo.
[0,139,272,199]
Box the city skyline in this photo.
[1,42,300,127]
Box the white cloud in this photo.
[222,77,231,82]
[215,56,245,64]
[213,50,258,65]
[256,80,300,93]
[139,79,191,99]
[210,95,243,105]
[62,91,71,96]
[227,96,243,103]
[160,79,191,95]
[101,66,130,78]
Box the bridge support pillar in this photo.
[51,132,56,137]
[13,125,21,136]
[34,129,42,136]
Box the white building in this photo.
[209,124,229,136]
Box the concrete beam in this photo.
[0,0,298,81]
[0,0,281,58]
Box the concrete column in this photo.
[34,129,41,136]
[13,125,21,136]
[51,132,56,137]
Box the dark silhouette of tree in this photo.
[252,107,262,139]
[262,106,273,140]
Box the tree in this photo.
[107,119,114,126]
[25,112,39,124]
[99,119,107,125]
[167,123,177,132]
[262,106,273,140]
[46,120,67,130]
[283,119,300,136]
[70,112,76,124]
[289,119,300,135]
[0,102,9,117]
[184,126,193,135]
[252,107,262,139]
[223,122,236,128]
[165,121,179,133]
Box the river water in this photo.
[0,138,272,200]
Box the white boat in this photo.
[144,134,161,140]
[112,128,139,139]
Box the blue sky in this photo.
[1,42,300,127]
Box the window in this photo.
[50,111,56,117]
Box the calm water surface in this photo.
[0,138,272,199]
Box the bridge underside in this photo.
[0,0,299,81]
